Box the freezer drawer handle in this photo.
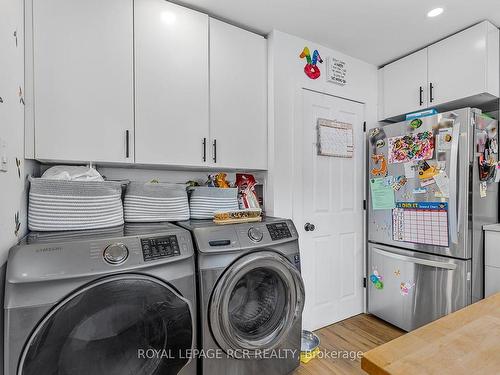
[373,248,457,270]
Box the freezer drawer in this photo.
[367,243,471,331]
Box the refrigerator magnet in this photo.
[437,128,453,151]
[412,187,427,194]
[400,281,415,296]
[403,161,417,178]
[480,182,488,198]
[409,118,422,129]
[370,270,384,290]
[369,127,381,139]
[420,178,435,187]
[391,176,408,191]
[371,154,388,177]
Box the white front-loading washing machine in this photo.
[177,217,305,375]
[4,223,197,375]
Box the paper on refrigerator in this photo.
[370,177,396,210]
[433,171,450,198]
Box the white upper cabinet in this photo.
[32,0,134,163]
[28,1,267,169]
[209,19,267,170]
[134,0,209,166]
[428,21,499,107]
[380,49,428,120]
[379,21,499,121]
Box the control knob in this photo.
[103,243,129,265]
[248,227,264,242]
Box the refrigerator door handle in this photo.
[448,122,461,244]
[373,248,457,270]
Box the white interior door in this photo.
[299,90,364,331]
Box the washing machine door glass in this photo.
[210,251,305,354]
[18,275,193,375]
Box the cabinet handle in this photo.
[419,86,424,106]
[125,130,130,158]
[202,138,207,162]
[213,139,217,163]
[429,82,434,103]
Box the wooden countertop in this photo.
[361,292,500,375]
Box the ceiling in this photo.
[174,0,500,67]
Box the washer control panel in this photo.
[103,243,129,265]
[267,222,292,241]
[141,235,180,262]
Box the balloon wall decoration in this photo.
[299,47,323,79]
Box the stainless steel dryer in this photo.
[177,217,305,375]
[5,223,197,375]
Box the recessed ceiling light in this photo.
[427,7,444,18]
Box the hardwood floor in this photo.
[294,314,405,375]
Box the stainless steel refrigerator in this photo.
[367,108,498,331]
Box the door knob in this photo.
[304,223,315,232]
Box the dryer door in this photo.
[210,251,305,355]
[18,274,193,375]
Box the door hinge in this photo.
[363,199,367,210]
[363,277,367,288]
[363,121,366,132]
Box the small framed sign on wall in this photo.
[326,57,347,86]
[317,118,354,158]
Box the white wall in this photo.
[0,0,38,265]
[266,30,378,218]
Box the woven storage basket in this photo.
[124,182,190,222]
[188,187,239,219]
[28,178,124,231]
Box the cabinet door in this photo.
[135,0,209,166]
[380,49,427,120]
[209,19,267,170]
[428,21,499,106]
[33,0,134,163]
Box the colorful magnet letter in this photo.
[371,154,388,177]
[299,47,323,80]
[409,119,423,129]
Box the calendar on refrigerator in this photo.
[392,202,449,247]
